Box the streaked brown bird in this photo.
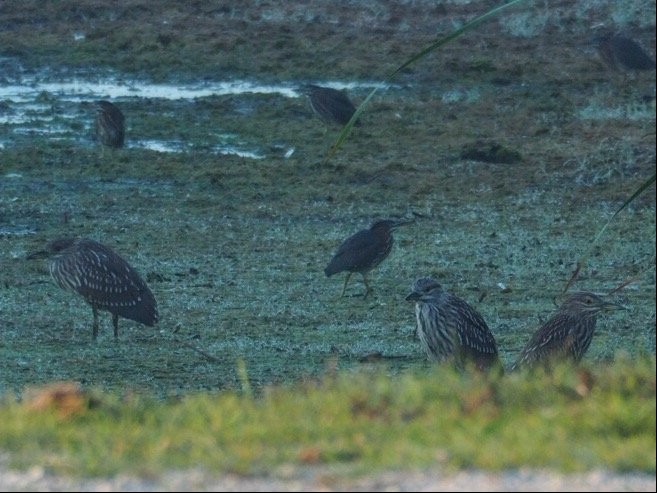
[302,84,359,126]
[325,219,410,297]
[593,33,655,72]
[95,100,125,149]
[510,291,626,371]
[405,277,501,372]
[28,238,158,340]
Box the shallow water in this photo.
[0,62,392,157]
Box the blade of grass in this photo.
[237,358,253,399]
[324,0,531,163]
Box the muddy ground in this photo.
[0,0,655,399]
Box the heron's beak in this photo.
[602,300,627,312]
[405,291,421,302]
[26,249,49,260]
[391,218,415,230]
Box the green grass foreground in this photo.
[0,356,655,477]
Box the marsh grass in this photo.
[0,356,654,477]
[326,0,530,161]
[0,0,655,480]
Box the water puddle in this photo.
[0,59,391,159]
[0,79,305,102]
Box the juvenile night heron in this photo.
[593,33,655,72]
[510,291,626,371]
[95,100,125,149]
[302,84,359,126]
[28,238,158,340]
[325,219,410,298]
[405,277,501,372]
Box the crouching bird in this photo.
[406,277,501,372]
[510,291,625,371]
[593,32,655,72]
[95,100,125,149]
[301,84,360,127]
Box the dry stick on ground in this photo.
[171,328,222,363]
[606,257,656,296]
[564,172,656,293]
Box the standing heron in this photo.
[325,219,410,298]
[405,277,501,372]
[593,33,655,72]
[28,238,158,340]
[302,84,359,127]
[510,291,626,371]
[95,100,125,149]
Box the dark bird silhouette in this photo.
[511,291,626,371]
[406,277,501,372]
[302,84,359,126]
[593,33,655,72]
[325,219,410,297]
[95,100,125,148]
[28,238,158,340]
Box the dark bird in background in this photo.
[406,277,501,372]
[301,84,359,126]
[325,219,411,298]
[95,100,125,149]
[510,291,626,371]
[28,238,158,340]
[593,32,655,72]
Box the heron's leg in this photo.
[340,273,352,297]
[362,273,371,298]
[92,307,99,341]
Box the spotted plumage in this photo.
[29,238,158,339]
[511,292,625,371]
[95,100,125,148]
[302,84,359,126]
[406,277,500,372]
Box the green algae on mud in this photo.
[0,0,655,400]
